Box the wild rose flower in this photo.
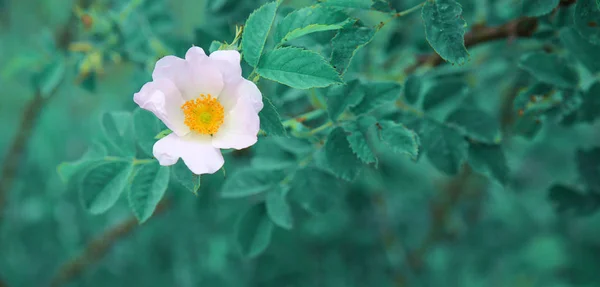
[133,47,263,175]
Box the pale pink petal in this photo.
[133,79,190,136]
[209,50,242,84]
[212,97,260,150]
[152,56,196,100]
[185,47,225,98]
[153,133,224,175]
[219,79,263,113]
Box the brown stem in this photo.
[0,91,47,218]
[408,165,472,270]
[49,200,170,287]
[404,17,539,74]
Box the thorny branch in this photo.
[49,200,170,287]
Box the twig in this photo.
[0,5,77,219]
[49,200,170,287]
[408,165,472,270]
[0,91,47,218]
[404,17,539,74]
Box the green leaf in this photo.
[266,185,293,230]
[291,168,343,214]
[468,143,509,185]
[342,116,378,164]
[79,160,135,214]
[521,0,560,17]
[221,168,284,198]
[171,161,201,194]
[378,121,420,160]
[259,96,287,136]
[241,0,281,67]
[574,0,600,45]
[319,0,373,9]
[518,52,579,89]
[101,111,136,156]
[128,163,170,223]
[323,127,363,181]
[330,25,376,75]
[209,40,224,53]
[32,55,66,98]
[409,118,467,175]
[579,81,600,123]
[422,79,467,110]
[133,108,162,156]
[235,203,274,258]
[559,27,600,74]
[549,185,600,216]
[350,81,402,115]
[257,47,342,89]
[403,74,422,105]
[577,148,600,193]
[422,0,469,65]
[57,142,107,183]
[274,6,349,44]
[446,105,500,143]
[326,79,365,121]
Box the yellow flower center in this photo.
[181,94,224,135]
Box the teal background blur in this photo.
[1,0,600,286]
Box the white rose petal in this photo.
[134,46,264,175]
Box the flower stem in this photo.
[309,121,334,135]
[283,109,326,127]
[394,2,425,18]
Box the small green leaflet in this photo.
[241,0,281,67]
[330,25,376,75]
[559,27,600,74]
[378,121,420,160]
[468,143,509,185]
[350,81,402,115]
[326,79,365,121]
[521,0,560,17]
[422,79,468,111]
[518,53,579,89]
[403,74,423,105]
[266,185,293,230]
[578,81,600,123]
[235,203,274,258]
[79,160,134,214]
[319,0,373,9]
[290,168,343,215]
[257,47,342,89]
[57,142,107,183]
[548,184,600,216]
[259,96,287,136]
[32,54,66,98]
[133,108,163,156]
[408,117,467,175]
[101,111,136,156]
[171,161,201,194]
[274,6,349,44]
[422,0,469,65]
[128,163,170,223]
[323,127,363,181]
[574,0,600,45]
[577,148,600,193]
[342,116,378,164]
[221,168,284,198]
[446,104,500,143]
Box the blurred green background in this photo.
[2,0,600,286]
